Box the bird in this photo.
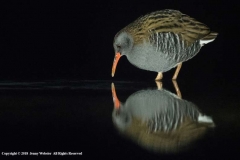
[111,9,218,80]
[111,82,214,153]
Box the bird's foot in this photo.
[155,81,162,90]
[155,72,163,81]
[172,80,182,99]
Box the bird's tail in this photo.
[200,31,218,46]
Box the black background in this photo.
[2,1,239,83]
[1,1,240,159]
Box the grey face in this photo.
[112,105,132,131]
[113,32,133,56]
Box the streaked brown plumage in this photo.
[112,9,218,80]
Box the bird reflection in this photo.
[111,81,214,154]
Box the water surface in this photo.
[0,80,239,159]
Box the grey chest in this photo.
[127,32,202,72]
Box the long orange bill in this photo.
[111,52,121,77]
[111,83,120,109]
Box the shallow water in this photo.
[0,80,239,159]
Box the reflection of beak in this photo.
[111,52,121,77]
[111,83,120,109]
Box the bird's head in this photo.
[111,83,132,130]
[112,105,132,131]
[112,31,133,77]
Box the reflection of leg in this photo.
[172,80,182,99]
[155,81,162,90]
[111,83,120,109]
[172,63,182,80]
[155,72,163,81]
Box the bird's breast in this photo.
[127,32,202,72]
[125,89,199,131]
[127,41,178,72]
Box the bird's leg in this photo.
[155,81,162,90]
[172,80,182,99]
[172,63,182,80]
[155,72,163,81]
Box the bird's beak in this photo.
[111,52,121,77]
[111,83,120,109]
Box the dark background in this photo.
[2,1,239,83]
[1,1,240,159]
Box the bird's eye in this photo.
[116,45,121,49]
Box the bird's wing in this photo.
[128,10,211,47]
